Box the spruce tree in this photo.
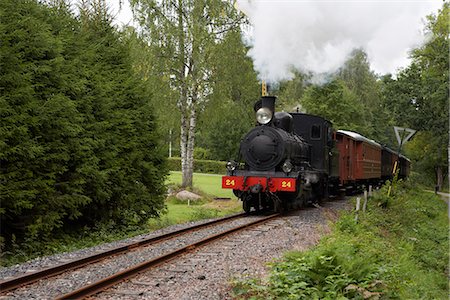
[0,0,167,247]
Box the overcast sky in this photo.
[107,0,133,26]
[106,0,443,81]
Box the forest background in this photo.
[0,0,448,252]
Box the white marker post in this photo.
[363,191,368,212]
[355,197,361,221]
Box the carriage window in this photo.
[311,125,321,140]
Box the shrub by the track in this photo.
[233,180,449,299]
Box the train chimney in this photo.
[261,96,276,114]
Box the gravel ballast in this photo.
[99,198,350,300]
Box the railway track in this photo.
[0,212,279,299]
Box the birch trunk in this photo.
[180,109,189,187]
[184,103,196,188]
[178,0,192,188]
[180,105,196,188]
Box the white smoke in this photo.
[237,0,442,83]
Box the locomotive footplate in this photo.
[222,176,296,192]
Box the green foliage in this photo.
[279,50,386,141]
[193,159,226,175]
[0,0,167,248]
[166,196,207,206]
[382,3,449,188]
[189,207,220,220]
[337,49,393,143]
[123,27,180,153]
[275,71,308,111]
[233,181,448,299]
[405,131,447,187]
[2,172,240,266]
[167,157,226,174]
[197,29,259,161]
[194,147,212,160]
[301,79,366,133]
[338,49,380,110]
[234,220,386,299]
[131,0,248,188]
[125,27,260,163]
[198,100,254,161]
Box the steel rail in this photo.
[0,212,247,293]
[56,213,279,300]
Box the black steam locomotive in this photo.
[222,96,333,212]
[222,95,410,213]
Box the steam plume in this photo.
[237,0,442,82]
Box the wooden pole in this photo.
[363,191,368,212]
[387,160,398,197]
[355,197,361,221]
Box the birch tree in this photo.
[130,0,244,187]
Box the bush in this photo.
[189,207,220,220]
[233,180,449,299]
[167,157,226,174]
[194,147,212,160]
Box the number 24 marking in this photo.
[281,181,292,188]
[226,179,235,186]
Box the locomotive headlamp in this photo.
[226,161,237,171]
[282,160,293,173]
[256,107,273,125]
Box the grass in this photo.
[167,171,235,198]
[1,172,242,267]
[232,179,449,299]
[148,198,241,230]
[148,171,242,229]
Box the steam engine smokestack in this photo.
[261,96,276,114]
[253,95,277,114]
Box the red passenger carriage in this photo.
[335,130,382,190]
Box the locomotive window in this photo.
[311,125,321,140]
